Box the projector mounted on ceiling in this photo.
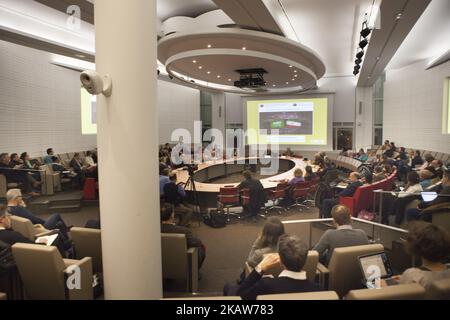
[234,68,267,89]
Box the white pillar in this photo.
[95,0,162,299]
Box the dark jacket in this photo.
[0,229,33,246]
[163,182,185,206]
[238,178,267,209]
[338,181,363,197]
[411,156,423,168]
[160,223,203,248]
[237,270,321,300]
[69,158,83,173]
[7,206,45,225]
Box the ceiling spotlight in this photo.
[359,38,368,49]
[192,60,197,63]
[376,56,380,61]
[242,47,247,50]
[355,58,362,64]
[356,50,364,59]
[228,79,232,82]
[286,82,289,85]
[396,13,403,20]
[207,71,211,74]
[294,70,297,73]
[353,70,359,76]
[198,66,203,69]
[207,44,212,48]
[294,74,298,78]
[360,27,371,38]
[217,75,221,78]
[273,84,276,87]
[289,65,293,68]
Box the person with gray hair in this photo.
[6,189,71,239]
[0,204,33,245]
[226,235,321,300]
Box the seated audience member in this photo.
[20,152,39,170]
[339,148,350,157]
[84,151,96,166]
[419,169,434,189]
[361,172,373,185]
[0,153,39,196]
[381,140,390,151]
[0,205,33,245]
[83,151,98,179]
[160,204,205,268]
[163,172,193,226]
[383,143,395,158]
[383,222,450,289]
[395,147,408,162]
[159,168,171,198]
[420,154,435,170]
[410,150,424,168]
[381,171,423,225]
[284,148,294,157]
[43,148,55,164]
[247,217,285,268]
[238,171,266,220]
[430,160,445,180]
[356,149,368,162]
[313,205,368,265]
[315,158,329,177]
[6,189,71,240]
[304,165,317,182]
[373,166,386,182]
[288,168,305,185]
[69,153,86,188]
[225,235,321,300]
[320,172,362,218]
[9,153,24,168]
[406,170,450,222]
[159,157,169,173]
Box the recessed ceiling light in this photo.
[396,13,403,20]
[294,74,298,78]
[289,65,293,68]
[292,78,295,81]
[242,47,247,50]
[273,84,276,87]
[228,79,232,82]
[294,70,297,73]
[286,82,289,85]
[207,71,211,74]
[376,56,380,60]
[198,66,203,69]
[217,75,221,78]
[192,60,197,63]
[207,44,212,48]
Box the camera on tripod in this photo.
[183,163,198,176]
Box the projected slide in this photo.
[247,98,328,145]
[81,88,97,135]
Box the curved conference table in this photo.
[174,156,315,208]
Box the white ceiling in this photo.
[157,0,217,21]
[280,0,373,76]
[387,0,450,70]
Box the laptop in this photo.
[358,252,398,288]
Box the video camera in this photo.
[183,163,198,176]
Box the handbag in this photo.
[357,209,376,221]
[0,240,16,274]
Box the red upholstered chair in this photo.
[265,182,288,215]
[218,186,240,221]
[241,188,266,219]
[304,177,321,207]
[289,182,311,211]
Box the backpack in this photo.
[0,240,15,274]
[357,209,376,221]
[203,210,226,228]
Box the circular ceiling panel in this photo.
[158,28,326,95]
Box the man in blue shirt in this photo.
[43,148,55,164]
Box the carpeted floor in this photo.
[37,201,319,295]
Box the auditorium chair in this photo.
[11,243,93,300]
[427,278,450,300]
[265,182,288,215]
[316,243,384,298]
[289,182,311,211]
[346,283,425,300]
[244,250,319,282]
[217,186,241,221]
[257,291,339,300]
[9,215,55,241]
[161,233,198,292]
[0,174,20,199]
[0,292,6,300]
[70,227,102,274]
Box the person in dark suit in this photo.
[406,170,450,222]
[225,234,321,300]
[320,172,362,218]
[160,204,205,268]
[238,171,267,220]
[0,206,33,246]
[69,153,85,188]
[163,172,193,226]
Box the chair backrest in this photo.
[328,243,384,298]
[292,185,310,199]
[12,243,66,300]
[161,233,188,280]
[257,291,339,300]
[218,187,240,204]
[70,227,102,273]
[427,278,450,300]
[9,215,37,241]
[347,283,425,300]
[0,174,7,198]
[262,250,318,281]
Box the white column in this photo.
[95,0,162,299]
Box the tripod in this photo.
[184,172,202,220]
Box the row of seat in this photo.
[332,155,362,171]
